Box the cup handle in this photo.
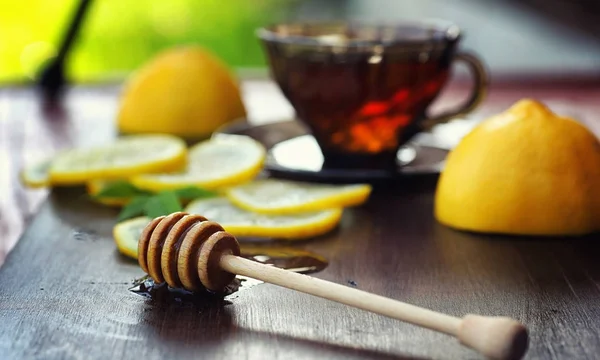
[421,52,488,131]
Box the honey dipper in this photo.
[138,212,529,360]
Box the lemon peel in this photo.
[434,99,600,236]
[47,134,187,186]
[184,197,342,240]
[130,134,265,192]
[226,179,371,214]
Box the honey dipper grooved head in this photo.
[138,212,240,292]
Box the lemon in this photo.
[226,179,372,214]
[117,45,246,139]
[130,134,265,192]
[20,157,52,188]
[185,197,342,240]
[47,134,187,186]
[434,99,600,236]
[113,216,151,259]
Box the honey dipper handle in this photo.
[220,254,529,359]
[220,254,461,335]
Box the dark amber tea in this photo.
[258,21,487,170]
[271,53,451,166]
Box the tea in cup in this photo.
[257,20,487,170]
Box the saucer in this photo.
[216,120,449,183]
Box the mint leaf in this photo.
[95,180,151,198]
[117,195,150,222]
[113,186,211,222]
[172,186,218,200]
[143,191,183,218]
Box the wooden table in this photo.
[1,80,599,359]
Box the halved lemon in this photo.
[226,179,371,214]
[20,157,52,188]
[113,216,151,259]
[185,197,342,240]
[48,134,187,186]
[130,134,266,192]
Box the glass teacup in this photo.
[257,20,488,170]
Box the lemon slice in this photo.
[185,197,342,240]
[130,134,266,192]
[113,216,151,259]
[226,179,371,214]
[20,157,53,187]
[48,134,187,186]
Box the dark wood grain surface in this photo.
[1,179,600,360]
[1,81,600,359]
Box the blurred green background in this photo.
[3,0,600,85]
[0,0,298,83]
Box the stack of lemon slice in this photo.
[21,133,372,260]
[85,134,266,206]
[113,180,370,260]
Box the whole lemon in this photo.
[116,46,246,139]
[434,99,600,236]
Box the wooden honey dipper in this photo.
[138,212,529,360]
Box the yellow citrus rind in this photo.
[47,134,187,186]
[113,216,152,259]
[226,179,371,214]
[184,197,342,240]
[434,99,600,236]
[130,134,266,192]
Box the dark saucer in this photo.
[216,120,449,183]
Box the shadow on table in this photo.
[136,299,427,360]
[232,328,430,360]
[48,186,119,233]
[128,279,428,360]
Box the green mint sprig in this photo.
[94,180,152,198]
[91,180,218,222]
